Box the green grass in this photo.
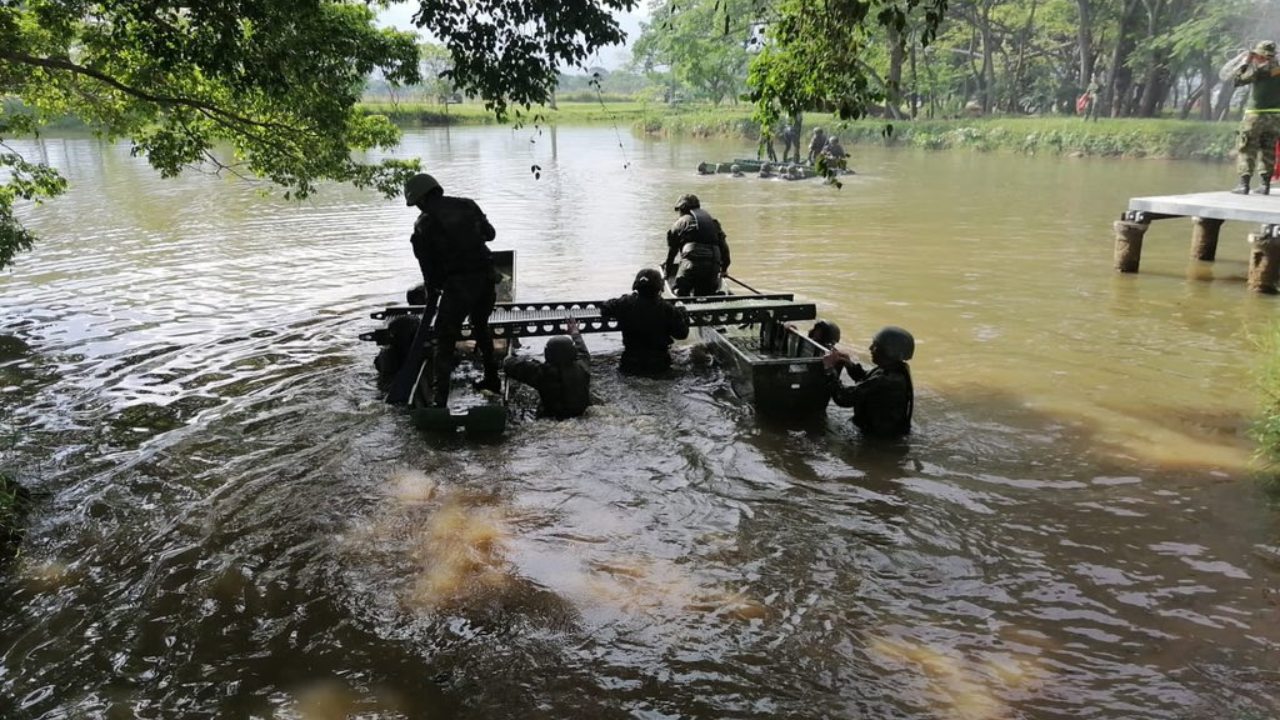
[630,111,1239,161]
[837,117,1238,161]
[359,100,660,127]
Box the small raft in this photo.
[696,158,854,179]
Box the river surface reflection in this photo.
[1,126,1278,718]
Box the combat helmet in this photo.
[1255,40,1278,57]
[674,194,701,212]
[633,267,664,295]
[809,320,842,347]
[544,336,577,366]
[872,326,915,362]
[404,173,442,206]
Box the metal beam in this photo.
[361,296,817,342]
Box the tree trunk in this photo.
[1200,58,1215,121]
[1215,81,1237,121]
[887,25,906,118]
[1104,0,1142,117]
[981,4,996,114]
[1076,0,1095,91]
[910,36,919,119]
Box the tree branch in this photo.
[0,50,300,134]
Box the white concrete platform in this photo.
[1127,191,1280,226]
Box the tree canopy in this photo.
[0,0,637,270]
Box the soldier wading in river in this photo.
[600,268,690,377]
[664,194,730,297]
[823,326,916,438]
[404,173,502,406]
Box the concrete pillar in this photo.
[1190,217,1224,261]
[1248,233,1280,294]
[1113,220,1149,273]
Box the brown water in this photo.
[2,126,1279,719]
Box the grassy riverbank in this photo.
[634,112,1239,161]
[360,100,660,127]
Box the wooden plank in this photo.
[1128,191,1280,225]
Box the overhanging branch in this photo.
[0,50,300,134]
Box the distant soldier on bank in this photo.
[1232,40,1280,195]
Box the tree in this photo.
[746,0,949,129]
[632,0,755,105]
[419,42,458,104]
[0,0,637,270]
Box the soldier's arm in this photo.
[503,355,542,385]
[716,221,730,271]
[668,304,691,340]
[665,223,684,269]
[1237,64,1261,86]
[467,199,497,242]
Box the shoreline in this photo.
[365,103,1238,162]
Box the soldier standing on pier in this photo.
[1232,40,1280,195]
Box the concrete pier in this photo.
[1118,191,1280,291]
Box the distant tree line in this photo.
[625,0,1280,120]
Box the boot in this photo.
[1256,174,1272,195]
[472,369,501,394]
[1232,174,1252,195]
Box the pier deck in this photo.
[1124,191,1280,227]
[1114,190,1280,292]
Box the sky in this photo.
[375,3,650,72]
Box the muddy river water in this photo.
[1,125,1278,718]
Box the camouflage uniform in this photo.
[1233,41,1280,193]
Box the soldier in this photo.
[807,127,828,164]
[1233,40,1280,195]
[1082,74,1101,122]
[664,194,730,297]
[823,326,915,438]
[823,136,847,163]
[780,124,798,164]
[600,268,690,377]
[758,126,778,163]
[503,318,591,419]
[403,173,501,406]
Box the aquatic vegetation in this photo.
[1250,321,1280,494]
[0,472,30,562]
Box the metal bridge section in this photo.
[360,293,817,342]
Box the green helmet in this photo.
[674,194,700,212]
[544,336,577,366]
[1255,40,1277,57]
[872,326,915,362]
[404,173,442,206]
[633,267,663,295]
[809,320,842,347]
